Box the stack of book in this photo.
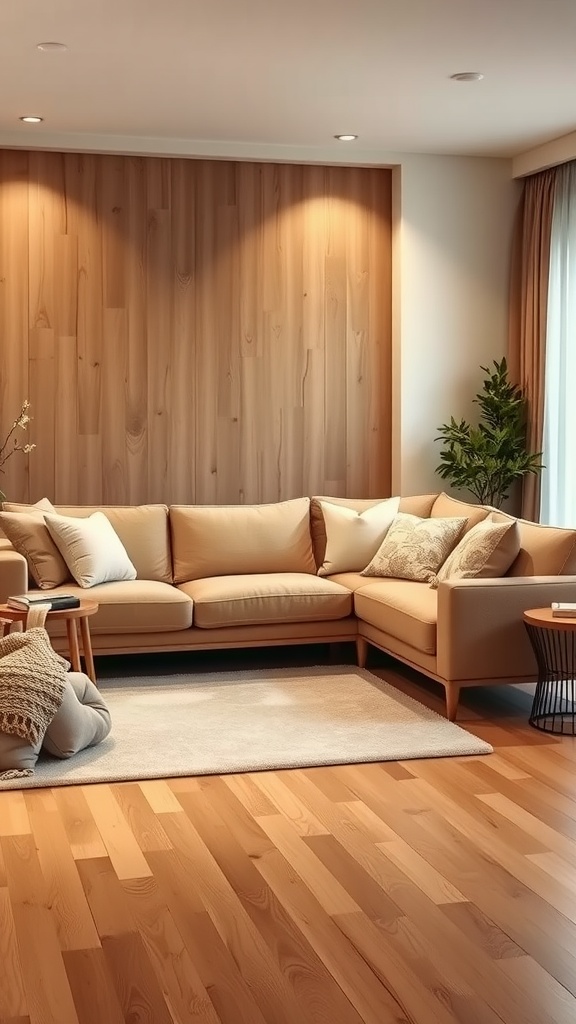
[7,594,81,611]
[551,602,576,618]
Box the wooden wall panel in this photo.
[0,151,392,505]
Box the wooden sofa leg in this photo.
[445,684,461,722]
[356,637,368,668]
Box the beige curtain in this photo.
[509,169,556,521]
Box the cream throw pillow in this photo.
[0,498,70,589]
[318,497,400,575]
[44,511,137,588]
[361,513,467,583]
[431,514,521,587]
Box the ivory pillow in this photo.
[0,498,70,589]
[44,511,137,588]
[431,515,521,587]
[318,497,400,575]
[361,513,467,583]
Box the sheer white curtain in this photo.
[540,162,576,526]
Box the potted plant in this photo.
[435,358,543,509]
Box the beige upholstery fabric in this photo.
[0,548,28,604]
[179,573,352,629]
[361,514,467,583]
[433,515,521,586]
[326,571,377,592]
[317,497,399,575]
[45,512,137,588]
[171,499,316,583]
[355,581,437,654]
[38,581,193,633]
[56,505,173,583]
[398,494,439,518]
[436,576,576,682]
[310,493,438,568]
[488,510,576,576]
[2,498,56,514]
[430,492,490,533]
[0,509,70,589]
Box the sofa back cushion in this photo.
[0,498,69,588]
[430,492,490,533]
[486,509,576,576]
[170,498,316,583]
[310,494,438,568]
[55,505,172,583]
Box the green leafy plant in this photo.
[0,399,36,501]
[435,358,543,508]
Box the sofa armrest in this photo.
[436,575,576,683]
[0,548,28,605]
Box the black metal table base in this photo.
[525,622,576,734]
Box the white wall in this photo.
[392,155,521,496]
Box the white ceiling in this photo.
[1,0,575,161]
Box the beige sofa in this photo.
[2,492,576,720]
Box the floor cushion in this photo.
[0,671,111,775]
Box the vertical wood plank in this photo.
[0,151,30,502]
[0,152,392,505]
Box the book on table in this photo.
[7,594,81,611]
[551,602,576,618]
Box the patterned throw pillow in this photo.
[360,513,467,583]
[430,515,520,588]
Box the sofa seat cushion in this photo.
[327,571,376,592]
[179,573,352,629]
[354,580,438,655]
[31,581,193,633]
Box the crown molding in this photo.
[513,130,576,177]
[0,130,403,167]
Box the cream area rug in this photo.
[0,665,492,790]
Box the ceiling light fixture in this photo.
[36,41,68,51]
[19,116,43,123]
[450,72,484,82]
[334,134,358,142]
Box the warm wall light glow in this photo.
[20,116,43,123]
[334,134,358,141]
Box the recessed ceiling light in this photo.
[36,41,68,51]
[334,134,358,142]
[19,116,43,123]
[450,72,484,82]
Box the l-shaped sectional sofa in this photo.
[2,491,576,720]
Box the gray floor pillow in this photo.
[0,730,42,774]
[42,672,111,758]
[0,672,111,774]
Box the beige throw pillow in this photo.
[431,515,521,587]
[361,513,467,583]
[0,498,70,589]
[44,511,137,588]
[318,497,400,575]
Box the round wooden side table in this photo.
[523,608,576,734]
[0,601,99,684]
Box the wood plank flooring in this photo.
[1,654,576,1024]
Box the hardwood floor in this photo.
[1,650,576,1024]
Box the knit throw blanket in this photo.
[0,624,69,779]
